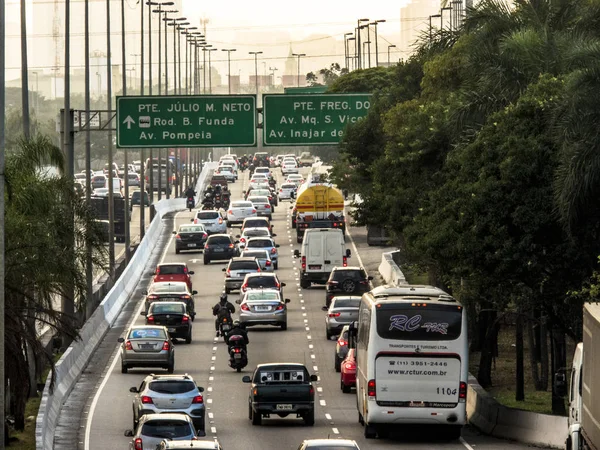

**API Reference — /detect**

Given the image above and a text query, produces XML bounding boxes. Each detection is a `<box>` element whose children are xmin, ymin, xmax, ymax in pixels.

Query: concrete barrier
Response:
<box><xmin>36</xmin><ymin>164</ymin><xmax>214</xmax><ymax>450</ymax></box>
<box><xmin>378</xmin><ymin>253</ymin><xmax>568</xmax><ymax>448</ymax></box>
<box><xmin>466</xmin><ymin>375</ymin><xmax>567</xmax><ymax>448</ymax></box>
<box><xmin>377</xmin><ymin>250</ymin><xmax>407</xmax><ymax>286</ymax></box>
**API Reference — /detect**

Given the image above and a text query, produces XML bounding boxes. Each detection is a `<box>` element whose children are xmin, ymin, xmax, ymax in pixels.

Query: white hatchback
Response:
<box><xmin>281</xmin><ymin>158</ymin><xmax>299</xmax><ymax>175</ymax></box>
<box><xmin>278</xmin><ymin>183</ymin><xmax>297</xmax><ymax>201</ymax></box>
<box><xmin>227</xmin><ymin>200</ymin><xmax>257</xmax><ymax>226</ymax></box>
<box><xmin>285</xmin><ymin>174</ymin><xmax>305</xmax><ymax>186</ymax></box>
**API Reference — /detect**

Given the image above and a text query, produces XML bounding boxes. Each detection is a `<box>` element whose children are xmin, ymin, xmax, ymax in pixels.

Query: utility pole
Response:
<box><xmin>249</xmin><ymin>51</ymin><xmax>262</xmax><ymax>95</ymax></box>
<box><xmin>140</xmin><ymin>0</ymin><xmax>145</xmax><ymax>239</ymax></box>
<box><xmin>84</xmin><ymin>0</ymin><xmax>93</xmax><ymax>318</ymax></box>
<box><xmin>106</xmin><ymin>0</ymin><xmax>115</xmax><ymax>277</ymax></box>
<box><xmin>357</xmin><ymin>18</ymin><xmax>369</xmax><ymax>69</ymax></box>
<box><xmin>222</xmin><ymin>48</ymin><xmax>236</xmax><ymax>94</ymax></box>
<box><xmin>121</xmin><ymin>0</ymin><xmax>131</xmax><ymax>262</ymax></box>
<box><xmin>20</xmin><ymin>0</ymin><xmax>30</xmax><ymax>138</ymax></box>
<box><xmin>292</xmin><ymin>53</ymin><xmax>305</xmax><ymax>87</ymax></box>
<box><xmin>0</xmin><ymin>0</ymin><xmax>7</xmax><ymax>445</ymax></box>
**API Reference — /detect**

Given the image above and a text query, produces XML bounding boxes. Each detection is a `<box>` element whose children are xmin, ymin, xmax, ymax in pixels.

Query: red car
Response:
<box><xmin>151</xmin><ymin>263</ymin><xmax>194</xmax><ymax>291</ymax></box>
<box><xmin>340</xmin><ymin>348</ymin><xmax>356</xmax><ymax>393</ymax></box>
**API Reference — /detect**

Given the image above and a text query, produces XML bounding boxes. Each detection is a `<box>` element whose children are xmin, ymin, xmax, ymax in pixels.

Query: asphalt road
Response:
<box><xmin>83</xmin><ymin>166</ymin><xmax>549</xmax><ymax>450</ymax></box>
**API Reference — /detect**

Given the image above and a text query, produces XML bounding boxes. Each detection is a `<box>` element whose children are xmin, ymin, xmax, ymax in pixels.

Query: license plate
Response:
<box><xmin>255</xmin><ymin>305</ymin><xmax>270</xmax><ymax>311</ymax></box>
<box><xmin>276</xmin><ymin>404</ymin><xmax>293</xmax><ymax>410</ymax></box>
<box><xmin>168</xmin><ymin>328</ymin><xmax>176</xmax><ymax>333</ymax></box>
<box><xmin>139</xmin><ymin>344</ymin><xmax>155</xmax><ymax>350</ymax></box>
<box><xmin>188</xmin><ymin>243</ymin><xmax>197</xmax><ymax>247</ymax></box>
<box><xmin>234</xmin><ymin>353</ymin><xmax>242</xmax><ymax>359</ymax></box>
<box><xmin>214</xmin><ymin>248</ymin><xmax>224</xmax><ymax>252</ymax></box>
<box><xmin>309</xmin><ymin>265</ymin><xmax>321</xmax><ymax>270</ymax></box>
<box><xmin>222</xmin><ymin>324</ymin><xmax>231</xmax><ymax>331</ymax></box>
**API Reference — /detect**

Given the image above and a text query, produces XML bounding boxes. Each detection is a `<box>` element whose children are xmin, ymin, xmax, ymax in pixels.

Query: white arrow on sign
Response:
<box><xmin>123</xmin><ymin>115</ymin><xmax>135</xmax><ymax>129</ymax></box>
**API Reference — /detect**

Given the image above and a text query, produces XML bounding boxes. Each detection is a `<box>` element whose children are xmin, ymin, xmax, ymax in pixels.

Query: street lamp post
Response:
<box><xmin>429</xmin><ymin>14</ymin><xmax>441</xmax><ymax>40</ymax></box>
<box><xmin>222</xmin><ymin>48</ymin><xmax>236</xmax><ymax>94</ymax></box>
<box><xmin>149</xmin><ymin>1</ymin><xmax>174</xmax><ymax>96</ymax></box>
<box><xmin>356</xmin><ymin>18</ymin><xmax>369</xmax><ymax>69</ymax></box>
<box><xmin>347</xmin><ymin>37</ymin><xmax>356</xmax><ymax>70</ymax></box>
<box><xmin>292</xmin><ymin>53</ymin><xmax>306</xmax><ymax>87</ymax></box>
<box><xmin>162</xmin><ymin>10</ymin><xmax>178</xmax><ymax>95</ymax></box>
<box><xmin>441</xmin><ymin>7</ymin><xmax>452</xmax><ymax>30</ymax></box>
<box><xmin>387</xmin><ymin>44</ymin><xmax>396</xmax><ymax>66</ymax></box>
<box><xmin>167</xmin><ymin>18</ymin><xmax>188</xmax><ymax>95</ymax></box>
<box><xmin>207</xmin><ymin>47</ymin><xmax>217</xmax><ymax>93</ymax></box>
<box><xmin>269</xmin><ymin>66</ymin><xmax>278</xmax><ymax>85</ymax></box>
<box><xmin>362</xmin><ymin>41</ymin><xmax>370</xmax><ymax>68</ymax></box>
<box><xmin>249</xmin><ymin>51</ymin><xmax>263</xmax><ymax>95</ymax></box>
<box><xmin>121</xmin><ymin>0</ymin><xmax>131</xmax><ymax>262</ymax></box>
<box><xmin>343</xmin><ymin>32</ymin><xmax>352</xmax><ymax>71</ymax></box>
<box><xmin>202</xmin><ymin>44</ymin><xmax>212</xmax><ymax>94</ymax></box>
<box><xmin>370</xmin><ymin>20</ymin><xmax>386</xmax><ymax>67</ymax></box>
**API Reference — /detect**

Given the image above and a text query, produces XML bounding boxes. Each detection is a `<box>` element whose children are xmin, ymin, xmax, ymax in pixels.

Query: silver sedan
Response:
<box><xmin>118</xmin><ymin>325</ymin><xmax>175</xmax><ymax>374</ymax></box>
<box><xmin>321</xmin><ymin>296</ymin><xmax>361</xmax><ymax>339</ymax></box>
<box><xmin>236</xmin><ymin>289</ymin><xmax>290</xmax><ymax>330</ymax></box>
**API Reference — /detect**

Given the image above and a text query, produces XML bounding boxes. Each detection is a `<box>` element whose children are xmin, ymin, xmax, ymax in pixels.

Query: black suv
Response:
<box><xmin>204</xmin><ymin>234</ymin><xmax>239</xmax><ymax>265</ymax></box>
<box><xmin>325</xmin><ymin>266</ymin><xmax>373</xmax><ymax>307</ymax></box>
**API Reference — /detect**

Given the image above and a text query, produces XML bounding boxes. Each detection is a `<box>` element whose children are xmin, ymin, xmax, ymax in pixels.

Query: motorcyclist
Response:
<box><xmin>185</xmin><ymin>185</ymin><xmax>196</xmax><ymax>199</ymax></box>
<box><xmin>212</xmin><ymin>292</ymin><xmax>235</xmax><ymax>337</ymax></box>
<box><xmin>226</xmin><ymin>319</ymin><xmax>249</xmax><ymax>347</ymax></box>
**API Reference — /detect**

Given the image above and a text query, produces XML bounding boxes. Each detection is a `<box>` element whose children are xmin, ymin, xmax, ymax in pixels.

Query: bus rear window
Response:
<box><xmin>376</xmin><ymin>304</ymin><xmax>462</xmax><ymax>341</ymax></box>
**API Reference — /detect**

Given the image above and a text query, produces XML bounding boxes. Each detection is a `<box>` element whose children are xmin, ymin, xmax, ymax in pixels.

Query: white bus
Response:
<box><xmin>353</xmin><ymin>284</ymin><xmax>468</xmax><ymax>440</ymax></box>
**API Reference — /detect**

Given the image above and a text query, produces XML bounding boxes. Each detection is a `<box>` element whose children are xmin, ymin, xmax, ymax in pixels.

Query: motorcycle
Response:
<box><xmin>186</xmin><ymin>197</ymin><xmax>195</xmax><ymax>212</ymax></box>
<box><xmin>202</xmin><ymin>201</ymin><xmax>214</xmax><ymax>210</ymax></box>
<box><xmin>227</xmin><ymin>335</ymin><xmax>248</xmax><ymax>372</ymax></box>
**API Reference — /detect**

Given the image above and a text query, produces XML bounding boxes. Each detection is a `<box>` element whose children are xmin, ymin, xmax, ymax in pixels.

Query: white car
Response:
<box><xmin>278</xmin><ymin>183</ymin><xmax>297</xmax><ymax>201</ymax></box>
<box><xmin>244</xmin><ymin>236</ymin><xmax>280</xmax><ymax>269</ymax></box>
<box><xmin>281</xmin><ymin>158</ymin><xmax>299</xmax><ymax>175</ymax></box>
<box><xmin>240</xmin><ymin>249</ymin><xmax>274</xmax><ymax>272</ymax></box>
<box><xmin>227</xmin><ymin>200</ymin><xmax>257</xmax><ymax>226</ymax></box>
<box><xmin>216</xmin><ymin>167</ymin><xmax>236</xmax><ymax>182</ymax></box>
<box><xmin>249</xmin><ymin>174</ymin><xmax>269</xmax><ymax>189</ymax></box>
<box><xmin>247</xmin><ymin>195</ymin><xmax>273</xmax><ymax>219</ymax></box>
<box><xmin>219</xmin><ymin>161</ymin><xmax>238</xmax><ymax>178</ymax></box>
<box><xmin>285</xmin><ymin>174</ymin><xmax>305</xmax><ymax>186</ymax></box>
<box><xmin>237</xmin><ymin>227</ymin><xmax>273</xmax><ymax>249</ymax></box>
<box><xmin>219</xmin><ymin>156</ymin><xmax>238</xmax><ymax>171</ymax></box>
<box><xmin>192</xmin><ymin>210</ymin><xmax>227</xmax><ymax>234</ymax></box>
<box><xmin>253</xmin><ymin>167</ymin><xmax>272</xmax><ymax>178</ymax></box>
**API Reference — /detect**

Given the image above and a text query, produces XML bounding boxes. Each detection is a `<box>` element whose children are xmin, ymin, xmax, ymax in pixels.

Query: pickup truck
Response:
<box><xmin>242</xmin><ymin>363</ymin><xmax>317</xmax><ymax>426</ymax></box>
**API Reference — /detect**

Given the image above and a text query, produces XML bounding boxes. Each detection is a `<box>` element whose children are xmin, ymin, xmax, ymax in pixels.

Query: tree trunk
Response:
<box><xmin>516</xmin><ymin>312</ymin><xmax>525</xmax><ymax>401</ymax></box>
<box><xmin>540</xmin><ymin>316</ymin><xmax>549</xmax><ymax>391</ymax></box>
<box><xmin>477</xmin><ymin>309</ymin><xmax>498</xmax><ymax>388</ymax></box>
<box><xmin>551</xmin><ymin>327</ymin><xmax>567</xmax><ymax>416</ymax></box>
<box><xmin>528</xmin><ymin>318</ymin><xmax>543</xmax><ymax>390</ymax></box>
<box><xmin>533</xmin><ymin>308</ymin><xmax>542</xmax><ymax>363</ymax></box>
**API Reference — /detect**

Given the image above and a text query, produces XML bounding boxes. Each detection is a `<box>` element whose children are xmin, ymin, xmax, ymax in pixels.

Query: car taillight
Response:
<box><xmin>301</xmin><ymin>256</ymin><xmax>306</xmax><ymax>270</ymax></box>
<box><xmin>204</xmin><ymin>244</ymin><xmax>209</xmax><ymax>249</ymax></box>
<box><xmin>162</xmin><ymin>341</ymin><xmax>170</xmax><ymax>351</ymax></box>
<box><xmin>265</xmin><ymin>204</ymin><xmax>271</xmax><ymax>209</ymax></box>
<box><xmin>344</xmin><ymin>362</ymin><xmax>356</xmax><ymax>370</ymax></box>
<box><xmin>155</xmin><ymin>267</ymin><xmax>161</xmax><ymax>275</ymax></box>
<box><xmin>265</xmin><ymin>260</ymin><xmax>271</xmax><ymax>266</ymax></box>
<box><xmin>270</xmin><ymin>247</ymin><xmax>277</xmax><ymax>254</ymax></box>
<box><xmin>180</xmin><ymin>295</ymin><xmax>191</xmax><ymax>300</ymax></box>
<box><xmin>337</xmin><ymin>339</ymin><xmax>347</xmax><ymax>346</ymax></box>
<box><xmin>252</xmin><ymin>209</ymin><xmax>257</xmax><ymax>213</ymax></box>
<box><xmin>328</xmin><ymin>312</ymin><xmax>341</xmax><ymax>318</ymax></box>
<box><xmin>229</xmin><ymin>243</ymin><xmax>234</xmax><ymax>248</ymax></box>
<box><xmin>182</xmin><ymin>316</ymin><xmax>189</xmax><ymax>323</ymax></box>
<box><xmin>192</xmin><ymin>395</ymin><xmax>204</xmax><ymax>404</ymax></box>
<box><xmin>368</xmin><ymin>379</ymin><xmax>376</xmax><ymax>397</ymax></box>
<box><xmin>134</xmin><ymin>438</ymin><xmax>143</xmax><ymax>450</ymax></box>
<box><xmin>147</xmin><ymin>295</ymin><xmax>158</xmax><ymax>300</ymax></box>
<box><xmin>147</xmin><ymin>315</ymin><xmax>154</xmax><ymax>323</ymax></box>
<box><xmin>343</xmin><ymin>256</ymin><xmax>348</xmax><ymax>267</ymax></box>
<box><xmin>175</xmin><ymin>234</ymin><xmax>181</xmax><ymax>240</ymax></box>
<box><xmin>309</xmin><ymin>386</ymin><xmax>315</xmax><ymax>396</ymax></box>
<box><xmin>218</xmin><ymin>217</ymin><xmax>224</xmax><ymax>224</ymax></box>
<box><xmin>194</xmin><ymin>218</ymin><xmax>199</xmax><ymax>224</ymax></box>
<box><xmin>225</xmin><ymin>269</ymin><xmax>231</xmax><ymax>277</ymax></box>
<box><xmin>125</xmin><ymin>340</ymin><xmax>133</xmax><ymax>350</ymax></box>
<box><xmin>228</xmin><ymin>210</ymin><xmax>233</xmax><ymax>215</ymax></box>
<box><xmin>459</xmin><ymin>381</ymin><xmax>467</xmax><ymax>400</ymax></box>
<box><xmin>241</xmin><ymin>283</ymin><xmax>247</xmax><ymax>292</ymax></box>
<box><xmin>240</xmin><ymin>237</ymin><xmax>246</xmax><ymax>243</ymax></box>
<box><xmin>276</xmin><ymin>304</ymin><xmax>284</xmax><ymax>311</ymax></box>
<box><xmin>241</xmin><ymin>303</ymin><xmax>250</xmax><ymax>311</ymax></box>
<box><xmin>141</xmin><ymin>395</ymin><xmax>153</xmax><ymax>404</ymax></box>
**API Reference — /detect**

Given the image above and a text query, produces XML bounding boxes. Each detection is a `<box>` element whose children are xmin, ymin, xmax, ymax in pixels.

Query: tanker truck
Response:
<box><xmin>565</xmin><ymin>302</ymin><xmax>600</xmax><ymax>450</ymax></box>
<box><xmin>293</xmin><ymin>181</ymin><xmax>345</xmax><ymax>243</ymax></box>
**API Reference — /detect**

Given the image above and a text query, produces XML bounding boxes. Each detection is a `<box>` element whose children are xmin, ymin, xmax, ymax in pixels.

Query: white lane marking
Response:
<box><xmin>84</xmin><ymin>211</ymin><xmax>183</xmax><ymax>450</ymax></box>
<box><xmin>320</xmin><ymin>399</ymin><xmax>326</xmax><ymax>406</ymax></box>
<box><xmin>301</xmin><ymin>306</ymin><xmax>305</xmax><ymax>310</ymax></box>
<box><xmin>310</xmin><ymin>354</ymin><xmax>315</xmax><ymax>359</ymax></box>
<box><xmin>460</xmin><ymin>437</ymin><xmax>475</xmax><ymax>450</ymax></box>
<box><xmin>305</xmin><ymin>327</ymin><xmax>310</xmax><ymax>331</ymax></box>
<box><xmin>313</xmin><ymin>365</ymin><xmax>318</xmax><ymax>371</ymax></box>
<box><xmin>211</xmin><ymin>426</ymin><xmax>217</xmax><ymax>434</ymax></box>
<box><xmin>210</xmin><ymin>366</ymin><xmax>215</xmax><ymax>371</ymax></box>
<box><xmin>307</xmin><ymin>335</ymin><xmax>311</xmax><ymax>340</ymax></box>
<box><xmin>332</xmin><ymin>428</ymin><xmax>340</xmax><ymax>434</ymax></box>
<box><xmin>208</xmin><ymin>412</ymin><xmax>214</xmax><ymax>419</ymax></box>
<box><xmin>309</xmin><ymin>344</ymin><xmax>313</xmax><ymax>349</ymax></box>
<box><xmin>207</xmin><ymin>398</ymin><xmax>213</xmax><ymax>404</ymax></box>
<box><xmin>212</xmin><ymin>346</ymin><xmax>217</xmax><ymax>351</ymax></box>
<box><xmin>209</xmin><ymin>376</ymin><xmax>214</xmax><ymax>381</ymax></box>
<box><xmin>325</xmin><ymin>413</ymin><xmax>332</xmax><ymax>420</ymax></box>
<box><xmin>211</xmin><ymin>356</ymin><xmax>216</xmax><ymax>361</ymax></box>
<box><xmin>302</xmin><ymin>313</ymin><xmax>307</xmax><ymax>316</ymax></box>
<box><xmin>317</xmin><ymin>387</ymin><xmax>322</xmax><ymax>392</ymax></box>
<box><xmin>304</xmin><ymin>319</ymin><xmax>308</xmax><ymax>323</ymax></box>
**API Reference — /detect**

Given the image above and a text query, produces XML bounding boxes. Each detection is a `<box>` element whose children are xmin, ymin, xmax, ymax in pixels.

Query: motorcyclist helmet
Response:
<box><xmin>220</xmin><ymin>292</ymin><xmax>228</xmax><ymax>303</ymax></box>
<box><xmin>233</xmin><ymin>319</ymin><xmax>241</xmax><ymax>327</ymax></box>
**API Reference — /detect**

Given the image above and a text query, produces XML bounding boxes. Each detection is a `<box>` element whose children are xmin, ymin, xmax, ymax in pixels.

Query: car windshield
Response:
<box><xmin>196</xmin><ymin>212</ymin><xmax>219</xmax><ymax>220</ymax></box>
<box><xmin>148</xmin><ymin>380</ymin><xmax>196</xmax><ymax>394</ymax></box>
<box><xmin>244</xmin><ymin>219</ymin><xmax>268</xmax><ymax>228</ymax></box>
<box><xmin>230</xmin><ymin>261</ymin><xmax>259</xmax><ymax>270</ymax></box>
<box><xmin>332</xmin><ymin>299</ymin><xmax>361</xmax><ymax>308</ymax></box>
<box><xmin>141</xmin><ymin>420</ymin><xmax>192</xmax><ymax>438</ymax></box>
<box><xmin>247</xmin><ymin>239</ymin><xmax>273</xmax><ymax>248</ymax></box>
<box><xmin>129</xmin><ymin>328</ymin><xmax>166</xmax><ymax>339</ymax></box>
<box><xmin>247</xmin><ymin>291</ymin><xmax>280</xmax><ymax>301</ymax></box>
<box><xmin>208</xmin><ymin>236</ymin><xmax>232</xmax><ymax>245</ymax></box>
<box><xmin>151</xmin><ymin>303</ymin><xmax>186</xmax><ymax>314</ymax></box>
<box><xmin>246</xmin><ymin>276</ymin><xmax>277</xmax><ymax>288</ymax></box>
<box><xmin>332</xmin><ymin>270</ymin><xmax>366</xmax><ymax>280</ymax></box>
<box><xmin>232</xmin><ymin>201</ymin><xmax>253</xmax><ymax>208</ymax></box>
<box><xmin>249</xmin><ymin>196</ymin><xmax>269</xmax><ymax>204</ymax></box>
<box><xmin>180</xmin><ymin>226</ymin><xmax>205</xmax><ymax>233</ymax></box>
<box><xmin>158</xmin><ymin>265</ymin><xmax>185</xmax><ymax>275</ymax></box>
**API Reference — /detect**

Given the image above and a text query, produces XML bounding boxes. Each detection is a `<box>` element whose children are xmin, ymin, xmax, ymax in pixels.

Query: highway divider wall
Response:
<box><xmin>378</xmin><ymin>250</ymin><xmax>567</xmax><ymax>448</ymax></box>
<box><xmin>36</xmin><ymin>163</ymin><xmax>215</xmax><ymax>450</ymax></box>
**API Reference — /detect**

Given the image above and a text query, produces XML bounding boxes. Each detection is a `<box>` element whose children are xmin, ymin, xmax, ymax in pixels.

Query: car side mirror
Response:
<box><xmin>285</xmin><ymin>298</ymin><xmax>291</xmax><ymax>303</ymax></box>
<box><xmin>235</xmin><ymin>240</ymin><xmax>240</xmax><ymax>244</ymax></box>
<box><xmin>281</xmin><ymin>282</ymin><xmax>286</xmax><ymax>287</ymax></box>
<box><xmin>554</xmin><ymin>372</ymin><xmax>568</xmax><ymax>397</ymax></box>
<box><xmin>293</xmin><ymin>250</ymin><xmax>300</xmax><ymax>258</ymax></box>
<box><xmin>142</xmin><ymin>290</ymin><xmax>148</xmax><ymax>296</ymax></box>
<box><xmin>189</xmin><ymin>271</ymin><xmax>194</xmax><ymax>275</ymax></box>
<box><xmin>272</xmin><ymin>233</ymin><xmax>277</xmax><ymax>237</ymax></box>
<box><xmin>222</xmin><ymin>268</ymin><xmax>226</xmax><ymax>272</ymax></box>
<box><xmin>275</xmin><ymin>244</ymin><xmax>280</xmax><ymax>248</ymax></box>
<box><xmin>190</xmin><ymin>218</ymin><xmax>194</xmax><ymax>222</ymax></box>
<box><xmin>289</xmin><ymin>205</ymin><xmax>293</xmax><ymax>210</ymax></box>
<box><xmin>346</xmin><ymin>249</ymin><xmax>352</xmax><ymax>258</ymax></box>
<box><xmin>242</xmin><ymin>376</ymin><xmax>252</xmax><ymax>383</ymax></box>
<box><xmin>172</xmin><ymin>231</ymin><xmax>176</xmax><ymax>234</ymax></box>
<box><xmin>368</xmin><ymin>276</ymin><xmax>373</xmax><ymax>280</ymax></box>
<box><xmin>140</xmin><ymin>311</ymin><xmax>146</xmax><ymax>316</ymax></box>
<box><xmin>124</xmin><ymin>430</ymin><xmax>134</xmax><ymax>437</ymax></box>
<box><xmin>192</xmin><ymin>290</ymin><xmax>198</xmax><ymax>295</ymax></box>
<box><xmin>129</xmin><ymin>387</ymin><xmax>138</xmax><ymax>393</ymax></box>
<box><xmin>321</xmin><ymin>306</ymin><xmax>328</xmax><ymax>311</ymax></box>
<box><xmin>310</xmin><ymin>374</ymin><xmax>318</xmax><ymax>382</ymax></box>
<box><xmin>235</xmin><ymin>299</ymin><xmax>241</xmax><ymax>304</ymax></box>
<box><xmin>198</xmin><ymin>386</ymin><xmax>204</xmax><ymax>393</ymax></box>
<box><xmin>117</xmin><ymin>337</ymin><xmax>125</xmax><ymax>343</ymax></box>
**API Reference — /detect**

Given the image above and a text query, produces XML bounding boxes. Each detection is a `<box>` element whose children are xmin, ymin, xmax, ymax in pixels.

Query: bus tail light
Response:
<box><xmin>367</xmin><ymin>379</ymin><xmax>376</xmax><ymax>397</ymax></box>
<box><xmin>301</xmin><ymin>256</ymin><xmax>306</xmax><ymax>270</ymax></box>
<box><xmin>343</xmin><ymin>256</ymin><xmax>348</xmax><ymax>267</ymax></box>
<box><xmin>459</xmin><ymin>382</ymin><xmax>467</xmax><ymax>400</ymax></box>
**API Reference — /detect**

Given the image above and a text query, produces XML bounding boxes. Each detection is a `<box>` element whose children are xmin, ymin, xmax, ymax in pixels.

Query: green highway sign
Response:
<box><xmin>262</xmin><ymin>93</ymin><xmax>372</xmax><ymax>146</ymax></box>
<box><xmin>116</xmin><ymin>95</ymin><xmax>256</xmax><ymax>148</ymax></box>
<box><xmin>284</xmin><ymin>86</ymin><xmax>328</xmax><ymax>94</ymax></box>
